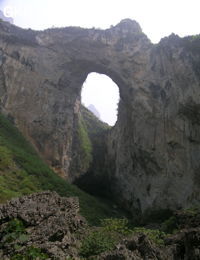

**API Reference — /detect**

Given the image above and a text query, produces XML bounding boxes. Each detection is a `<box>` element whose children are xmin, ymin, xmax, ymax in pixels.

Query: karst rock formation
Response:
<box><xmin>0</xmin><ymin>19</ymin><xmax>200</xmax><ymax>215</ymax></box>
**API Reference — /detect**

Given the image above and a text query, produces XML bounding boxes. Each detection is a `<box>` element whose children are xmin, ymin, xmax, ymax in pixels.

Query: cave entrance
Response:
<box><xmin>81</xmin><ymin>72</ymin><xmax>120</xmax><ymax>126</ymax></box>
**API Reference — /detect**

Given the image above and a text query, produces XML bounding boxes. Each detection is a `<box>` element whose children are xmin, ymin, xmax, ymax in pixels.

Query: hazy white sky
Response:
<box><xmin>82</xmin><ymin>73</ymin><xmax>119</xmax><ymax>126</ymax></box>
<box><xmin>0</xmin><ymin>0</ymin><xmax>199</xmax><ymax>125</ymax></box>
<box><xmin>1</xmin><ymin>0</ymin><xmax>200</xmax><ymax>42</ymax></box>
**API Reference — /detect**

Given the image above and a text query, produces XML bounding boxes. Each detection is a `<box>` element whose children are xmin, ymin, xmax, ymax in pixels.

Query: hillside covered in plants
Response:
<box><xmin>0</xmin><ymin>112</ymin><xmax>124</xmax><ymax>224</ymax></box>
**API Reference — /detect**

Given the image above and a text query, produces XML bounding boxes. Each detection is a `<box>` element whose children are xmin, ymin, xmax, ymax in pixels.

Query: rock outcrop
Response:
<box><xmin>0</xmin><ymin>19</ymin><xmax>200</xmax><ymax>214</ymax></box>
<box><xmin>1</xmin><ymin>192</ymin><xmax>199</xmax><ymax>259</ymax></box>
<box><xmin>98</xmin><ymin>228</ymin><xmax>200</xmax><ymax>260</ymax></box>
<box><xmin>98</xmin><ymin>234</ymin><xmax>171</xmax><ymax>260</ymax></box>
<box><xmin>99</xmin><ymin>209</ymin><xmax>200</xmax><ymax>260</ymax></box>
<box><xmin>0</xmin><ymin>191</ymin><xmax>86</xmax><ymax>259</ymax></box>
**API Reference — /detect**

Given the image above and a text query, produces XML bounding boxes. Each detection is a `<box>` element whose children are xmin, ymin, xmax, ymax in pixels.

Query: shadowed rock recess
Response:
<box><xmin>0</xmin><ymin>19</ymin><xmax>200</xmax><ymax>215</ymax></box>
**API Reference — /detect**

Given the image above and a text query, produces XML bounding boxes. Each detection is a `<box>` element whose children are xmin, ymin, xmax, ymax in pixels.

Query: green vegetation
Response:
<box><xmin>161</xmin><ymin>207</ymin><xmax>200</xmax><ymax>234</ymax></box>
<box><xmin>78</xmin><ymin>116</ymin><xmax>93</xmax><ymax>171</ymax></box>
<box><xmin>80</xmin><ymin>229</ymin><xmax>116</xmax><ymax>258</ymax></box>
<box><xmin>161</xmin><ymin>216</ymin><xmax>178</xmax><ymax>234</ymax></box>
<box><xmin>132</xmin><ymin>227</ymin><xmax>166</xmax><ymax>246</ymax></box>
<box><xmin>182</xmin><ymin>207</ymin><xmax>200</xmax><ymax>216</ymax></box>
<box><xmin>182</xmin><ymin>35</ymin><xmax>200</xmax><ymax>55</ymax></box>
<box><xmin>81</xmin><ymin>105</ymin><xmax>110</xmax><ymax>135</ymax></box>
<box><xmin>80</xmin><ymin>218</ymin><xmax>131</xmax><ymax>258</ymax></box>
<box><xmin>101</xmin><ymin>218</ymin><xmax>131</xmax><ymax>235</ymax></box>
<box><xmin>11</xmin><ymin>247</ymin><xmax>48</xmax><ymax>260</ymax></box>
<box><xmin>0</xmin><ymin>146</ymin><xmax>14</xmax><ymax>169</ymax></box>
<box><xmin>1</xmin><ymin>219</ymin><xmax>27</xmax><ymax>244</ymax></box>
<box><xmin>80</xmin><ymin>217</ymin><xmax>167</xmax><ymax>258</ymax></box>
<box><xmin>191</xmin><ymin>34</ymin><xmax>200</xmax><ymax>41</ymax></box>
<box><xmin>0</xmin><ymin>113</ymin><xmax>124</xmax><ymax>224</ymax></box>
<box><xmin>0</xmin><ymin>218</ymin><xmax>34</xmax><ymax>259</ymax></box>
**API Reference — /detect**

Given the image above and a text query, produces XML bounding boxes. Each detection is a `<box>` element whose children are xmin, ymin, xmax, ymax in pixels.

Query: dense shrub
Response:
<box><xmin>78</xmin><ymin>117</ymin><xmax>93</xmax><ymax>170</ymax></box>
<box><xmin>0</xmin><ymin>145</ymin><xmax>14</xmax><ymax>170</ymax></box>
<box><xmin>80</xmin><ymin>218</ymin><xmax>131</xmax><ymax>257</ymax></box>
<box><xmin>132</xmin><ymin>227</ymin><xmax>166</xmax><ymax>245</ymax></box>
<box><xmin>161</xmin><ymin>216</ymin><xmax>178</xmax><ymax>234</ymax></box>
<box><xmin>2</xmin><ymin>219</ymin><xmax>26</xmax><ymax>244</ymax></box>
<box><xmin>101</xmin><ymin>218</ymin><xmax>131</xmax><ymax>235</ymax></box>
<box><xmin>11</xmin><ymin>247</ymin><xmax>48</xmax><ymax>260</ymax></box>
<box><xmin>80</xmin><ymin>230</ymin><xmax>116</xmax><ymax>257</ymax></box>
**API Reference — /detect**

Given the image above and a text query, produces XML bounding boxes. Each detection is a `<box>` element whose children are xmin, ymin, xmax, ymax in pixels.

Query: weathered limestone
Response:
<box><xmin>0</xmin><ymin>19</ymin><xmax>200</xmax><ymax>214</ymax></box>
<box><xmin>0</xmin><ymin>191</ymin><xmax>86</xmax><ymax>259</ymax></box>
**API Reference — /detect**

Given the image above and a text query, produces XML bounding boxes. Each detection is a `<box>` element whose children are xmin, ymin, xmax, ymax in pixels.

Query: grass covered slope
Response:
<box><xmin>0</xmin><ymin>113</ymin><xmax>122</xmax><ymax>224</ymax></box>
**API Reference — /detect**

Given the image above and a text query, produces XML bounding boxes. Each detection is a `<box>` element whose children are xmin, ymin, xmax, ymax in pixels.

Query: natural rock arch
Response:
<box><xmin>0</xmin><ymin>19</ymin><xmax>148</xmax><ymax>177</ymax></box>
<box><xmin>0</xmin><ymin>19</ymin><xmax>200</xmax><ymax>214</ymax></box>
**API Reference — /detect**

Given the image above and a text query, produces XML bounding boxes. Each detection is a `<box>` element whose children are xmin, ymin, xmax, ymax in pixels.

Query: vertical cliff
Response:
<box><xmin>107</xmin><ymin>34</ymin><xmax>200</xmax><ymax>214</ymax></box>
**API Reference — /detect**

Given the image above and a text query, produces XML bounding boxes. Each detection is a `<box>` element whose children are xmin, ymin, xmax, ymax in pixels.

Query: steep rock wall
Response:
<box><xmin>107</xmin><ymin>34</ymin><xmax>200</xmax><ymax>214</ymax></box>
<box><xmin>0</xmin><ymin>19</ymin><xmax>200</xmax><ymax>213</ymax></box>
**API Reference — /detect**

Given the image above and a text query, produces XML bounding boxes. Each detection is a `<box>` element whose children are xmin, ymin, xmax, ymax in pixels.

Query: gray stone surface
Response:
<box><xmin>0</xmin><ymin>192</ymin><xmax>200</xmax><ymax>259</ymax></box>
<box><xmin>0</xmin><ymin>19</ymin><xmax>200</xmax><ymax>214</ymax></box>
<box><xmin>98</xmin><ymin>228</ymin><xmax>200</xmax><ymax>260</ymax></box>
<box><xmin>98</xmin><ymin>234</ymin><xmax>172</xmax><ymax>260</ymax></box>
<box><xmin>0</xmin><ymin>191</ymin><xmax>86</xmax><ymax>259</ymax></box>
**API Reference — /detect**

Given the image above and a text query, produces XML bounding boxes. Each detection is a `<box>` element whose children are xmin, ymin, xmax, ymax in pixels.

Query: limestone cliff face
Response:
<box><xmin>107</xmin><ymin>34</ymin><xmax>200</xmax><ymax>214</ymax></box>
<box><xmin>0</xmin><ymin>19</ymin><xmax>200</xmax><ymax>213</ymax></box>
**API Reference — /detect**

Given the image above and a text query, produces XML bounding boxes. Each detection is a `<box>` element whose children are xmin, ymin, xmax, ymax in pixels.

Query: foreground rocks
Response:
<box><xmin>98</xmin><ymin>234</ymin><xmax>170</xmax><ymax>260</ymax></box>
<box><xmin>98</xmin><ymin>208</ymin><xmax>200</xmax><ymax>260</ymax></box>
<box><xmin>0</xmin><ymin>192</ymin><xmax>200</xmax><ymax>259</ymax></box>
<box><xmin>0</xmin><ymin>191</ymin><xmax>86</xmax><ymax>259</ymax></box>
<box><xmin>98</xmin><ymin>229</ymin><xmax>200</xmax><ymax>260</ymax></box>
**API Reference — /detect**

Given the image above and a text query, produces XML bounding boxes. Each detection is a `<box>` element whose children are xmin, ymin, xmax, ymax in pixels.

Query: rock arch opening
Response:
<box><xmin>81</xmin><ymin>72</ymin><xmax>120</xmax><ymax>126</ymax></box>
<box><xmin>74</xmin><ymin>73</ymin><xmax>120</xmax><ymax>196</ymax></box>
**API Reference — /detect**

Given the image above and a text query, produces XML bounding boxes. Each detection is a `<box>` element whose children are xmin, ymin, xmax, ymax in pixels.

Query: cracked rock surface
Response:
<box><xmin>0</xmin><ymin>191</ymin><xmax>86</xmax><ymax>259</ymax></box>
